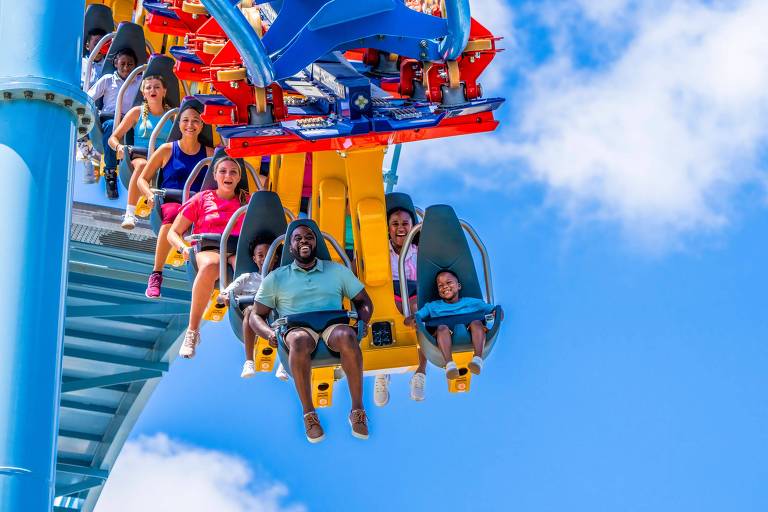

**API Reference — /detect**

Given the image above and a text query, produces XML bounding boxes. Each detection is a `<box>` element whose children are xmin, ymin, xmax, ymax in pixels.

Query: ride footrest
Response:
<box><xmin>447</xmin><ymin>352</ymin><xmax>474</xmax><ymax>394</ymax></box>
<box><xmin>254</xmin><ymin>337</ymin><xmax>277</xmax><ymax>372</ymax></box>
<box><xmin>311</xmin><ymin>366</ymin><xmax>335</xmax><ymax>408</ymax></box>
<box><xmin>203</xmin><ymin>289</ymin><xmax>227</xmax><ymax>322</ymax></box>
<box><xmin>370</xmin><ymin>321</ymin><xmax>394</xmax><ymax>347</ymax></box>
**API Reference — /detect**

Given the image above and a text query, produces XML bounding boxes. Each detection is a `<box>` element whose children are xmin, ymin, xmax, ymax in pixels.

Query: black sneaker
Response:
<box><xmin>104</xmin><ymin>168</ymin><xmax>119</xmax><ymax>199</ymax></box>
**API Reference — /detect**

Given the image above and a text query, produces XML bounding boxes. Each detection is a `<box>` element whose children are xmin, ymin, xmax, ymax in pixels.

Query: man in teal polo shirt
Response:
<box><xmin>250</xmin><ymin>224</ymin><xmax>374</xmax><ymax>443</ymax></box>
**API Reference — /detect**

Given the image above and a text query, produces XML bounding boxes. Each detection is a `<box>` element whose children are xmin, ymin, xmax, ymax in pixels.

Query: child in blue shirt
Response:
<box><xmin>406</xmin><ymin>270</ymin><xmax>495</xmax><ymax>379</ymax></box>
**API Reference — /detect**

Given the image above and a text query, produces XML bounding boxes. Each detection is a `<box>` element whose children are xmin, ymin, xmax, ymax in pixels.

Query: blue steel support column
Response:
<box><xmin>0</xmin><ymin>0</ymin><xmax>90</xmax><ymax>510</ymax></box>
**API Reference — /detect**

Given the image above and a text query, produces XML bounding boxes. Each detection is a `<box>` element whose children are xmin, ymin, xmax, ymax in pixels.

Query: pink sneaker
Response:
<box><xmin>145</xmin><ymin>272</ymin><xmax>162</xmax><ymax>299</ymax></box>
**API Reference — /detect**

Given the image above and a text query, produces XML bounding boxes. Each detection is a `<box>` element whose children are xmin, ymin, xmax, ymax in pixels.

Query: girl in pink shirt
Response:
<box><xmin>167</xmin><ymin>157</ymin><xmax>250</xmax><ymax>356</ymax></box>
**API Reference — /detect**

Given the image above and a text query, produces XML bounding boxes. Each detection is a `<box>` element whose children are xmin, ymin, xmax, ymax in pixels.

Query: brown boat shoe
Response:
<box><xmin>303</xmin><ymin>412</ymin><xmax>325</xmax><ymax>443</ymax></box>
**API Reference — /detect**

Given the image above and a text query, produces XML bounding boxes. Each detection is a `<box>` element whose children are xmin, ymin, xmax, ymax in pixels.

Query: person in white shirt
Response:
<box><xmin>217</xmin><ymin>239</ymin><xmax>272</xmax><ymax>378</ymax></box>
<box><xmin>87</xmin><ymin>47</ymin><xmax>140</xmax><ymax>199</ymax></box>
<box><xmin>81</xmin><ymin>28</ymin><xmax>107</xmax><ymax>87</ymax></box>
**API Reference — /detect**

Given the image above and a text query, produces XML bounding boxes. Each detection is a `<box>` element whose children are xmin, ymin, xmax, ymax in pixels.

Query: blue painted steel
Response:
<box><xmin>268</xmin><ymin>0</ymin><xmax>447</xmax><ymax>80</ymax></box>
<box><xmin>439</xmin><ymin>0</ymin><xmax>472</xmax><ymax>60</ymax></box>
<box><xmin>200</xmin><ymin>0</ymin><xmax>275</xmax><ymax>87</ymax></box>
<box><xmin>384</xmin><ymin>144</ymin><xmax>402</xmax><ymax>193</ymax></box>
<box><xmin>0</xmin><ymin>0</ymin><xmax>87</xmax><ymax>509</ymax></box>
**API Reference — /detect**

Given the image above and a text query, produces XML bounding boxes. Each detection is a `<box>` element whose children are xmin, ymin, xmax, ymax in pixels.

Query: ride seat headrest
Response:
<box><xmin>281</xmin><ymin>219</ymin><xmax>332</xmax><ymax>266</ymax></box>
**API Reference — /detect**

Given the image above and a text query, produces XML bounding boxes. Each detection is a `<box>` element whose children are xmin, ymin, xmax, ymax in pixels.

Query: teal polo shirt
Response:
<box><xmin>254</xmin><ymin>259</ymin><xmax>365</xmax><ymax>316</ymax></box>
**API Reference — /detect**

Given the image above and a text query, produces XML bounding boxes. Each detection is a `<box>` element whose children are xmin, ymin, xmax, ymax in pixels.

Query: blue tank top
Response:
<box><xmin>160</xmin><ymin>141</ymin><xmax>207</xmax><ymax>193</ymax></box>
<box><xmin>133</xmin><ymin>111</ymin><xmax>172</xmax><ymax>149</ymax></box>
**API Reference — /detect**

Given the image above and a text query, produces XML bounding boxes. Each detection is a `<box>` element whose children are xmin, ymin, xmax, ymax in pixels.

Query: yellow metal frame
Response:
<box><xmin>447</xmin><ymin>351</ymin><xmax>474</xmax><ymax>393</ymax></box>
<box><xmin>311</xmin><ymin>151</ymin><xmax>347</xmax><ymax>263</ymax></box>
<box><xmin>203</xmin><ymin>289</ymin><xmax>227</xmax><ymax>322</ymax></box>
<box><xmin>269</xmin><ymin>153</ymin><xmax>306</xmax><ymax>217</ymax></box>
<box><xmin>253</xmin><ymin>338</ymin><xmax>277</xmax><ymax>372</ymax></box>
<box><xmin>311</xmin><ymin>367</ymin><xmax>336</xmax><ymax>408</ymax></box>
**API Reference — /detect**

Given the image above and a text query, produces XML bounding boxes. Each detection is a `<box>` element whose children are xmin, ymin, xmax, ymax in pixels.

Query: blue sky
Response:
<box><xmin>91</xmin><ymin>1</ymin><xmax>768</xmax><ymax>511</ymax></box>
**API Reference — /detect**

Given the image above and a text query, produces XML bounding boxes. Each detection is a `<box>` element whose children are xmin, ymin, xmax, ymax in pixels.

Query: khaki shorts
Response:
<box><xmin>285</xmin><ymin>323</ymin><xmax>349</xmax><ymax>350</ymax></box>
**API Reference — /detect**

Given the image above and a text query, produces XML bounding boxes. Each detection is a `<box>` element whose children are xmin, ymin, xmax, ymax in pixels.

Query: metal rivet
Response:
<box><xmin>419</xmin><ymin>40</ymin><xmax>428</xmax><ymax>48</ymax></box>
<box><xmin>24</xmin><ymin>90</ymin><xmax>33</xmax><ymax>99</ymax></box>
<box><xmin>82</xmin><ymin>117</ymin><xmax>91</xmax><ymax>125</ymax></box>
<box><xmin>78</xmin><ymin>127</ymin><xmax>88</xmax><ymax>134</ymax></box>
<box><xmin>242</xmin><ymin>141</ymin><xmax>249</xmax><ymax>147</ymax></box>
<box><xmin>76</xmin><ymin>107</ymin><xmax>85</xmax><ymax>115</ymax></box>
<box><xmin>45</xmin><ymin>93</ymin><xmax>54</xmax><ymax>101</ymax></box>
<box><xmin>64</xmin><ymin>99</ymin><xmax>73</xmax><ymax>107</ymax></box>
<box><xmin>3</xmin><ymin>92</ymin><xmax>11</xmax><ymax>100</ymax></box>
<box><xmin>420</xmin><ymin>52</ymin><xmax>427</xmax><ymax>59</ymax></box>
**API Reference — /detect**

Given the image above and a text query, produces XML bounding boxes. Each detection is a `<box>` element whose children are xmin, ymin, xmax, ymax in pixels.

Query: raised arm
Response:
<box><xmin>137</xmin><ymin>142</ymin><xmax>172</xmax><ymax>202</ymax></box>
<box><xmin>107</xmin><ymin>106</ymin><xmax>141</xmax><ymax>159</ymax></box>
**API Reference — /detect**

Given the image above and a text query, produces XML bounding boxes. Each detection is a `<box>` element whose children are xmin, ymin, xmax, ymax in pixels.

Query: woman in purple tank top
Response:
<box><xmin>138</xmin><ymin>102</ymin><xmax>213</xmax><ymax>298</ymax></box>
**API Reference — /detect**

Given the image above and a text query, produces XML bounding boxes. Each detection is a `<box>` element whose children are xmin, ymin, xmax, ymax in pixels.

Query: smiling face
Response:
<box><xmin>436</xmin><ymin>271</ymin><xmax>461</xmax><ymax>303</ymax></box>
<box><xmin>388</xmin><ymin>209</ymin><xmax>414</xmax><ymax>250</ymax></box>
<box><xmin>141</xmin><ymin>77</ymin><xmax>166</xmax><ymax>105</ymax></box>
<box><xmin>290</xmin><ymin>226</ymin><xmax>317</xmax><ymax>265</ymax></box>
<box><xmin>252</xmin><ymin>243</ymin><xmax>270</xmax><ymax>271</ymax></box>
<box><xmin>213</xmin><ymin>159</ymin><xmax>241</xmax><ymax>194</ymax></box>
<box><xmin>114</xmin><ymin>54</ymin><xmax>136</xmax><ymax>80</ymax></box>
<box><xmin>178</xmin><ymin>108</ymin><xmax>203</xmax><ymax>140</ymax></box>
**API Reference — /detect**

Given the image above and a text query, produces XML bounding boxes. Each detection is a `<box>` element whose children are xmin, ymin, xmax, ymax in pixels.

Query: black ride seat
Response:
<box><xmin>83</xmin><ymin>4</ymin><xmax>114</xmax><ymax>52</ymax></box>
<box><xmin>272</xmin><ymin>219</ymin><xmax>361</xmax><ymax>374</ymax></box>
<box><xmin>148</xmin><ymin>96</ymin><xmax>213</xmax><ymax>234</ymax></box>
<box><xmin>226</xmin><ymin>191</ymin><xmax>288</xmax><ymax>342</ymax></box>
<box><xmin>119</xmin><ymin>54</ymin><xmax>182</xmax><ymax>189</ymax></box>
<box><xmin>89</xmin><ymin>22</ymin><xmax>148</xmax><ymax>155</ymax></box>
<box><xmin>414</xmin><ymin>205</ymin><xmax>503</xmax><ymax>367</ymax></box>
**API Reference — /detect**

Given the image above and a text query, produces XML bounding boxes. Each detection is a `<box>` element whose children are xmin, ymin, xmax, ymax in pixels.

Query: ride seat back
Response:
<box><xmin>101</xmin><ymin>22</ymin><xmax>148</xmax><ymax>77</ymax></box>
<box><xmin>83</xmin><ymin>4</ymin><xmax>114</xmax><ymax>56</ymax></box>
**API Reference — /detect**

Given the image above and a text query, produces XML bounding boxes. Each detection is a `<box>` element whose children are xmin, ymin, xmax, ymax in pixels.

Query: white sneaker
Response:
<box><xmin>410</xmin><ymin>372</ymin><xmax>426</xmax><ymax>401</ymax></box>
<box><xmin>241</xmin><ymin>360</ymin><xmax>256</xmax><ymax>378</ymax></box>
<box><xmin>179</xmin><ymin>329</ymin><xmax>200</xmax><ymax>359</ymax></box>
<box><xmin>445</xmin><ymin>361</ymin><xmax>459</xmax><ymax>380</ymax></box>
<box><xmin>373</xmin><ymin>374</ymin><xmax>390</xmax><ymax>407</ymax></box>
<box><xmin>468</xmin><ymin>356</ymin><xmax>483</xmax><ymax>375</ymax></box>
<box><xmin>121</xmin><ymin>213</ymin><xmax>136</xmax><ymax>230</ymax></box>
<box><xmin>275</xmin><ymin>363</ymin><xmax>289</xmax><ymax>381</ymax></box>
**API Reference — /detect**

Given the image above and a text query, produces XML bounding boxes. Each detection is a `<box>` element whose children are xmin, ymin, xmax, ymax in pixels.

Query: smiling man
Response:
<box><xmin>250</xmin><ymin>224</ymin><xmax>374</xmax><ymax>443</ymax></box>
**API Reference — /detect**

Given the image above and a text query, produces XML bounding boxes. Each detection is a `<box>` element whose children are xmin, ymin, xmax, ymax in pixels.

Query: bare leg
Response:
<box><xmin>242</xmin><ymin>306</ymin><xmax>255</xmax><ymax>362</ymax></box>
<box><xmin>153</xmin><ymin>224</ymin><xmax>173</xmax><ymax>272</ymax></box>
<box><xmin>327</xmin><ymin>326</ymin><xmax>364</xmax><ymax>411</ymax></box>
<box><xmin>188</xmin><ymin>251</ymin><xmax>220</xmax><ymax>330</ymax></box>
<box><xmin>127</xmin><ymin>158</ymin><xmax>147</xmax><ymax>207</ymax></box>
<box><xmin>286</xmin><ymin>330</ymin><xmax>315</xmax><ymax>414</ymax></box>
<box><xmin>468</xmin><ymin>320</ymin><xmax>486</xmax><ymax>357</ymax></box>
<box><xmin>434</xmin><ymin>325</ymin><xmax>453</xmax><ymax>364</ymax></box>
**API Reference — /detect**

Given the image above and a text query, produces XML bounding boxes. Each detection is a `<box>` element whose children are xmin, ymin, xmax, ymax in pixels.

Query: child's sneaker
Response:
<box><xmin>275</xmin><ymin>363</ymin><xmax>289</xmax><ymax>381</ymax></box>
<box><xmin>121</xmin><ymin>213</ymin><xmax>136</xmax><ymax>230</ymax></box>
<box><xmin>468</xmin><ymin>355</ymin><xmax>483</xmax><ymax>375</ymax></box>
<box><xmin>373</xmin><ymin>374</ymin><xmax>390</xmax><ymax>407</ymax></box>
<box><xmin>409</xmin><ymin>372</ymin><xmax>426</xmax><ymax>401</ymax></box>
<box><xmin>241</xmin><ymin>360</ymin><xmax>256</xmax><ymax>378</ymax></box>
<box><xmin>145</xmin><ymin>272</ymin><xmax>162</xmax><ymax>298</ymax></box>
<box><xmin>445</xmin><ymin>361</ymin><xmax>459</xmax><ymax>380</ymax></box>
<box><xmin>179</xmin><ymin>329</ymin><xmax>200</xmax><ymax>359</ymax></box>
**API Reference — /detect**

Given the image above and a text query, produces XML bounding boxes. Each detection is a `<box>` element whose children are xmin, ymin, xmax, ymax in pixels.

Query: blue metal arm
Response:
<box><xmin>199</xmin><ymin>0</ymin><xmax>275</xmax><ymax>87</ymax></box>
<box><xmin>439</xmin><ymin>0</ymin><xmax>471</xmax><ymax>60</ymax></box>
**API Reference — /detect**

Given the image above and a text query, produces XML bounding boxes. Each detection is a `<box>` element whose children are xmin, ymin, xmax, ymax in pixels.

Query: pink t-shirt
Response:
<box><xmin>180</xmin><ymin>189</ymin><xmax>248</xmax><ymax>235</ymax></box>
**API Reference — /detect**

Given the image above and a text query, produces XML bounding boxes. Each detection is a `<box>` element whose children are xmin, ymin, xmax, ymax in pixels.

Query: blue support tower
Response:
<box><xmin>0</xmin><ymin>1</ymin><xmax>93</xmax><ymax>509</ymax></box>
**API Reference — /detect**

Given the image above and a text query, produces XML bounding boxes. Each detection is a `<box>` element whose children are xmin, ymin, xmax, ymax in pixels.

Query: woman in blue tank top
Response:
<box><xmin>137</xmin><ymin>102</ymin><xmax>214</xmax><ymax>298</ymax></box>
<box><xmin>108</xmin><ymin>75</ymin><xmax>173</xmax><ymax>230</ymax></box>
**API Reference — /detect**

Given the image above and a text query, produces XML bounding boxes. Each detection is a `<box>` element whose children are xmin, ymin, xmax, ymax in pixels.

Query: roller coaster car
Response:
<box><xmin>269</xmin><ymin>219</ymin><xmax>364</xmax><ymax>408</ymax></box>
<box><xmin>410</xmin><ymin>205</ymin><xmax>502</xmax><ymax>393</ymax></box>
<box><xmin>118</xmin><ymin>54</ymin><xmax>181</xmax><ymax>189</ymax></box>
<box><xmin>89</xmin><ymin>22</ymin><xmax>149</xmax><ymax>155</ymax></box>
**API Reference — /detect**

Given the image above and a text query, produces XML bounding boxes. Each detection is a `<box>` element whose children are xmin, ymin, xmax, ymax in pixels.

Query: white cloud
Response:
<box><xmin>95</xmin><ymin>434</ymin><xmax>304</xmax><ymax>512</ymax></box>
<box><xmin>402</xmin><ymin>0</ymin><xmax>768</xmax><ymax>247</ymax></box>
